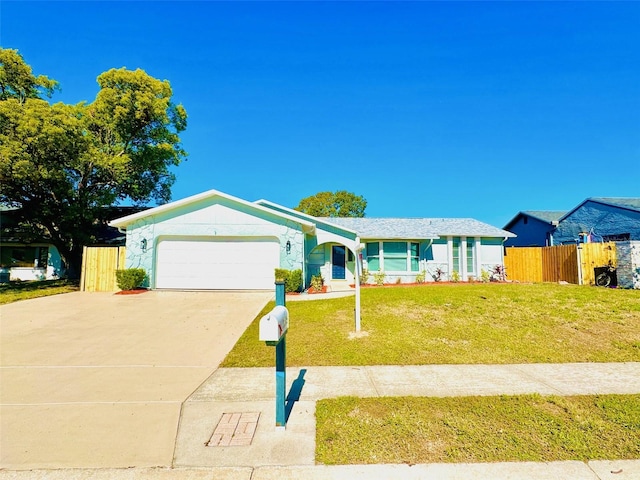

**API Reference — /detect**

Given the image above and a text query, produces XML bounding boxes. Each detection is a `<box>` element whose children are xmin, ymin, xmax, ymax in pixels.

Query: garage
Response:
<box><xmin>155</xmin><ymin>237</ymin><xmax>280</xmax><ymax>290</ymax></box>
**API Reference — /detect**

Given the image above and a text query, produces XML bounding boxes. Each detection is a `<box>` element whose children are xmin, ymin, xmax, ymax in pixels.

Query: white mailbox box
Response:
<box><xmin>259</xmin><ymin>305</ymin><xmax>289</xmax><ymax>342</ymax></box>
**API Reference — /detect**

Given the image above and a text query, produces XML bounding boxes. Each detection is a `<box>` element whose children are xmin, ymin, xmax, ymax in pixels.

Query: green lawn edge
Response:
<box><xmin>0</xmin><ymin>279</ymin><xmax>79</xmax><ymax>305</ymax></box>
<box><xmin>316</xmin><ymin>393</ymin><xmax>640</xmax><ymax>465</ymax></box>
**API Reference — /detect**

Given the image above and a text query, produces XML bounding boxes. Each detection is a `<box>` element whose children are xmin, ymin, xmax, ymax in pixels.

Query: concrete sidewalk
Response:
<box><xmin>2</xmin><ymin>358</ymin><xmax>639</xmax><ymax>477</ymax></box>
<box><xmin>172</xmin><ymin>363</ymin><xmax>640</xmax><ymax>472</ymax></box>
<box><xmin>1</xmin><ymin>460</ymin><xmax>638</xmax><ymax>479</ymax></box>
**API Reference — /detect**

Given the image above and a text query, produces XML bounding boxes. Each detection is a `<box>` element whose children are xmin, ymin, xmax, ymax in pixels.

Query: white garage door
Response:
<box><xmin>155</xmin><ymin>237</ymin><xmax>280</xmax><ymax>290</ymax></box>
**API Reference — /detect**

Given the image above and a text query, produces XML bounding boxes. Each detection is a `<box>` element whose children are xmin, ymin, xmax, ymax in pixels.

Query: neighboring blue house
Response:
<box><xmin>109</xmin><ymin>189</ymin><xmax>515</xmax><ymax>291</ymax></box>
<box><xmin>553</xmin><ymin>198</ymin><xmax>640</xmax><ymax>245</ymax></box>
<box><xmin>503</xmin><ymin>211</ymin><xmax>566</xmax><ymax>247</ymax></box>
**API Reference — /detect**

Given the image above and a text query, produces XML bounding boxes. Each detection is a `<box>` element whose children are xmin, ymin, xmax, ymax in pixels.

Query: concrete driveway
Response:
<box><xmin>0</xmin><ymin>290</ymin><xmax>272</xmax><ymax>470</ymax></box>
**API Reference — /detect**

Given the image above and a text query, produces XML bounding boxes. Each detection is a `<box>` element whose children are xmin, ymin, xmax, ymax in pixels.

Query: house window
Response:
<box><xmin>452</xmin><ymin>238</ymin><xmax>461</xmax><ymax>273</ymax></box>
<box><xmin>347</xmin><ymin>249</ymin><xmax>354</xmax><ymax>262</ymax></box>
<box><xmin>383</xmin><ymin>242</ymin><xmax>408</xmax><ymax>271</ymax></box>
<box><xmin>603</xmin><ymin>233</ymin><xmax>630</xmax><ymax>242</ymax></box>
<box><xmin>410</xmin><ymin>242</ymin><xmax>420</xmax><ymax>272</ymax></box>
<box><xmin>366</xmin><ymin>241</ymin><xmax>420</xmax><ymax>272</ymax></box>
<box><xmin>466</xmin><ymin>241</ymin><xmax>475</xmax><ymax>274</ymax></box>
<box><xmin>0</xmin><ymin>246</ymin><xmax>47</xmax><ymax>268</ymax></box>
<box><xmin>366</xmin><ymin>243</ymin><xmax>380</xmax><ymax>271</ymax></box>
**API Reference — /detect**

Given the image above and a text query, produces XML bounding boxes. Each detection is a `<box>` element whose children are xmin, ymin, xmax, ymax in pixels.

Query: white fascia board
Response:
<box><xmin>109</xmin><ymin>189</ymin><xmax>316</xmax><ymax>232</ymax></box>
<box><xmin>255</xmin><ymin>199</ymin><xmax>359</xmax><ymax>237</ymax></box>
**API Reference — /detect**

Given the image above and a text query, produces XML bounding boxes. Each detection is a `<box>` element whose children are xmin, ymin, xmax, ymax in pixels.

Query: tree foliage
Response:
<box><xmin>294</xmin><ymin>190</ymin><xmax>367</xmax><ymax>218</ymax></box>
<box><xmin>0</xmin><ymin>48</ymin><xmax>58</xmax><ymax>102</ymax></box>
<box><xmin>0</xmin><ymin>48</ymin><xmax>187</xmax><ymax>275</ymax></box>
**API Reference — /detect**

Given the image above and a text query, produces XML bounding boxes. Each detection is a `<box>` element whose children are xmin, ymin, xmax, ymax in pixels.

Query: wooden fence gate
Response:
<box><xmin>542</xmin><ymin>244</ymin><xmax>579</xmax><ymax>283</ymax></box>
<box><xmin>579</xmin><ymin>242</ymin><xmax>617</xmax><ymax>285</ymax></box>
<box><xmin>80</xmin><ymin>246</ymin><xmax>126</xmax><ymax>292</ymax></box>
<box><xmin>505</xmin><ymin>242</ymin><xmax>617</xmax><ymax>285</ymax></box>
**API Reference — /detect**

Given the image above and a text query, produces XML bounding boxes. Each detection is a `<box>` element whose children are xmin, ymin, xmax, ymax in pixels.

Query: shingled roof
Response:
<box><xmin>586</xmin><ymin>198</ymin><xmax>640</xmax><ymax>212</ymax></box>
<box><xmin>321</xmin><ymin>217</ymin><xmax>514</xmax><ymax>240</ymax></box>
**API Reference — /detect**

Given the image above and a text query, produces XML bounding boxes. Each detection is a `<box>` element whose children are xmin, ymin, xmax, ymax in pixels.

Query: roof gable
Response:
<box><xmin>522</xmin><ymin>211</ymin><xmax>567</xmax><ymax>223</ymax></box>
<box><xmin>503</xmin><ymin>210</ymin><xmax>566</xmax><ymax>230</ymax></box>
<box><xmin>255</xmin><ymin>200</ymin><xmax>358</xmax><ymax>240</ymax></box>
<box><xmin>109</xmin><ymin>189</ymin><xmax>315</xmax><ymax>231</ymax></box>
<box><xmin>559</xmin><ymin>197</ymin><xmax>640</xmax><ymax>222</ymax></box>
<box><xmin>588</xmin><ymin>197</ymin><xmax>640</xmax><ymax>212</ymax></box>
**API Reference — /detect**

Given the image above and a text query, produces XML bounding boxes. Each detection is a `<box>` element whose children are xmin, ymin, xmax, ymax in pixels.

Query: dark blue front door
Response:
<box><xmin>332</xmin><ymin>245</ymin><xmax>346</xmax><ymax>280</ymax></box>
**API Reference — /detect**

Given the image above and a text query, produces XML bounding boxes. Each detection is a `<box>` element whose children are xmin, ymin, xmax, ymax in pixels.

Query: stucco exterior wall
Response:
<box><xmin>554</xmin><ymin>201</ymin><xmax>640</xmax><ymax>244</ymax></box>
<box><xmin>480</xmin><ymin>238</ymin><xmax>505</xmax><ymax>270</ymax></box>
<box><xmin>424</xmin><ymin>239</ymin><xmax>449</xmax><ymax>280</ymax></box>
<box><xmin>124</xmin><ymin>198</ymin><xmax>305</xmax><ymax>288</ymax></box>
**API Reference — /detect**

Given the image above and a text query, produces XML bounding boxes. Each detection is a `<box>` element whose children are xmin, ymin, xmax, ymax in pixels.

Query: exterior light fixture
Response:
<box><xmin>141</xmin><ymin>238</ymin><xmax>147</xmax><ymax>252</ymax></box>
<box><xmin>286</xmin><ymin>240</ymin><xmax>291</xmax><ymax>254</ymax></box>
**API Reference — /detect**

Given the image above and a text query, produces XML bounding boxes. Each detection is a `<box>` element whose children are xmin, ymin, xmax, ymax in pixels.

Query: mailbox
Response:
<box><xmin>259</xmin><ymin>305</ymin><xmax>289</xmax><ymax>342</ymax></box>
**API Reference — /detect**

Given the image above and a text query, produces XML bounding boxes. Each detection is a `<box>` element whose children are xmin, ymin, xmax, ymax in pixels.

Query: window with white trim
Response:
<box><xmin>452</xmin><ymin>238</ymin><xmax>461</xmax><ymax>273</ymax></box>
<box><xmin>466</xmin><ymin>240</ymin><xmax>475</xmax><ymax>274</ymax></box>
<box><xmin>366</xmin><ymin>241</ymin><xmax>420</xmax><ymax>272</ymax></box>
<box><xmin>366</xmin><ymin>242</ymin><xmax>380</xmax><ymax>271</ymax></box>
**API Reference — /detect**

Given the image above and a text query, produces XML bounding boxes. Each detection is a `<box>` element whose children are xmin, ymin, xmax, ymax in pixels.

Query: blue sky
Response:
<box><xmin>2</xmin><ymin>1</ymin><xmax>639</xmax><ymax>228</ymax></box>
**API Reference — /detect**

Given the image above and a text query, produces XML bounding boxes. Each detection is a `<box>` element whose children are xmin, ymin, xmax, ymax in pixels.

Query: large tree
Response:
<box><xmin>0</xmin><ymin>48</ymin><xmax>187</xmax><ymax>276</ymax></box>
<box><xmin>294</xmin><ymin>190</ymin><xmax>367</xmax><ymax>218</ymax></box>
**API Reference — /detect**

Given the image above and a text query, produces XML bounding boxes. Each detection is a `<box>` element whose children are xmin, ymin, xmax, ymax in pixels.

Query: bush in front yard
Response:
<box><xmin>274</xmin><ymin>268</ymin><xmax>303</xmax><ymax>293</ymax></box>
<box><xmin>115</xmin><ymin>268</ymin><xmax>147</xmax><ymax>291</ymax></box>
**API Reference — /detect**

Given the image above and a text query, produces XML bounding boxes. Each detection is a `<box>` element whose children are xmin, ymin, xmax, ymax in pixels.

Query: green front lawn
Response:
<box><xmin>316</xmin><ymin>394</ymin><xmax>640</xmax><ymax>464</ymax></box>
<box><xmin>222</xmin><ymin>283</ymin><xmax>640</xmax><ymax>366</ymax></box>
<box><xmin>0</xmin><ymin>279</ymin><xmax>79</xmax><ymax>305</ymax></box>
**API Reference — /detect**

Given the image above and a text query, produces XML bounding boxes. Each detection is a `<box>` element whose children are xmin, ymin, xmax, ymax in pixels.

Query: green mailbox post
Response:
<box><xmin>259</xmin><ymin>281</ymin><xmax>289</xmax><ymax>430</ymax></box>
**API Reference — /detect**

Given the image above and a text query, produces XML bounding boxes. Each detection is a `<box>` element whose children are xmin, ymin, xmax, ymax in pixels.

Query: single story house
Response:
<box><xmin>503</xmin><ymin>211</ymin><xmax>566</xmax><ymax>247</ymax></box>
<box><xmin>109</xmin><ymin>189</ymin><xmax>515</xmax><ymax>291</ymax></box>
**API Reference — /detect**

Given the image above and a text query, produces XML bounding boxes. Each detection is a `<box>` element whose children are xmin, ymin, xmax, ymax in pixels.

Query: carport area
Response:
<box><xmin>0</xmin><ymin>290</ymin><xmax>272</xmax><ymax>470</ymax></box>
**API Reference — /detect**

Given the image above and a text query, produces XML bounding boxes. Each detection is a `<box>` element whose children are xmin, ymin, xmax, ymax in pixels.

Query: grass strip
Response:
<box><xmin>222</xmin><ymin>283</ymin><xmax>640</xmax><ymax>366</ymax></box>
<box><xmin>316</xmin><ymin>394</ymin><xmax>640</xmax><ymax>465</ymax></box>
<box><xmin>0</xmin><ymin>279</ymin><xmax>79</xmax><ymax>305</ymax></box>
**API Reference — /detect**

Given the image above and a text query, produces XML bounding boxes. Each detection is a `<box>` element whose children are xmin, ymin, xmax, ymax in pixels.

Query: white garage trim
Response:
<box><xmin>155</xmin><ymin>236</ymin><xmax>280</xmax><ymax>290</ymax></box>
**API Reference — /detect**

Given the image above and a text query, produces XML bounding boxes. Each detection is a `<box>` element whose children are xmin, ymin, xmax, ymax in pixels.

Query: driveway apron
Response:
<box><xmin>0</xmin><ymin>290</ymin><xmax>272</xmax><ymax>470</ymax></box>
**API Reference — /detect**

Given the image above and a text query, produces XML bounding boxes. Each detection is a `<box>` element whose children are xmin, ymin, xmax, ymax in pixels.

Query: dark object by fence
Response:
<box><xmin>594</xmin><ymin>266</ymin><xmax>617</xmax><ymax>287</ymax></box>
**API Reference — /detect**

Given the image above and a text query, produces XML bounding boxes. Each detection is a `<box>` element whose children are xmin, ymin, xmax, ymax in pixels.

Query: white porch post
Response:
<box><xmin>354</xmin><ymin>237</ymin><xmax>361</xmax><ymax>332</ymax></box>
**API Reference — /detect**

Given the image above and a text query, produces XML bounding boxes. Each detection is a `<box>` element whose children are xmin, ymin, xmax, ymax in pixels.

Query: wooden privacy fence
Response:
<box><xmin>503</xmin><ymin>247</ymin><xmax>543</xmax><ymax>283</ymax></box>
<box><xmin>579</xmin><ymin>242</ymin><xmax>617</xmax><ymax>285</ymax></box>
<box><xmin>505</xmin><ymin>242</ymin><xmax>617</xmax><ymax>285</ymax></box>
<box><xmin>80</xmin><ymin>246</ymin><xmax>126</xmax><ymax>292</ymax></box>
<box><xmin>542</xmin><ymin>244</ymin><xmax>579</xmax><ymax>284</ymax></box>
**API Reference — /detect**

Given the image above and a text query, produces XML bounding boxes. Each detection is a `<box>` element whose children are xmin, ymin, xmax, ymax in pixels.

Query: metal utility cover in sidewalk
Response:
<box><xmin>207</xmin><ymin>412</ymin><xmax>260</xmax><ymax>447</ymax></box>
